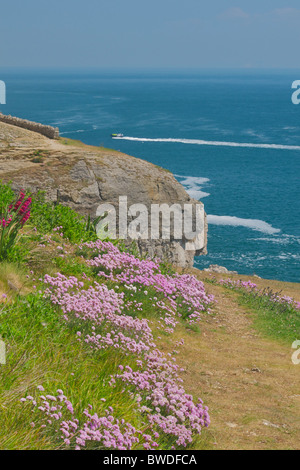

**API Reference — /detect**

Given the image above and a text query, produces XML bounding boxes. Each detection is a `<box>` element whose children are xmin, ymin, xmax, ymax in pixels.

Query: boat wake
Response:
<box><xmin>113</xmin><ymin>136</ymin><xmax>300</xmax><ymax>151</ymax></box>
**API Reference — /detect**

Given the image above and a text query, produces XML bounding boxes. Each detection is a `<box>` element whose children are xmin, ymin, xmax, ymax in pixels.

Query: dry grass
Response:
<box><xmin>0</xmin><ymin>262</ymin><xmax>32</xmax><ymax>301</ymax></box>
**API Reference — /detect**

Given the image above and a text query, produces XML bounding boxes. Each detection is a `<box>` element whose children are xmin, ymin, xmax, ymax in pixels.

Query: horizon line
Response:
<box><xmin>1</xmin><ymin>66</ymin><xmax>300</xmax><ymax>72</ymax></box>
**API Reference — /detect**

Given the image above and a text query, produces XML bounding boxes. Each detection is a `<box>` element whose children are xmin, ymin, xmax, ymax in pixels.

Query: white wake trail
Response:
<box><xmin>207</xmin><ymin>215</ymin><xmax>281</xmax><ymax>235</ymax></box>
<box><xmin>113</xmin><ymin>136</ymin><xmax>300</xmax><ymax>151</ymax></box>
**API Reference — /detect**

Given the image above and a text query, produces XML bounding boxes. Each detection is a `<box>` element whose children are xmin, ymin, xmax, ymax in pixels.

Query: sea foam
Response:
<box><xmin>207</xmin><ymin>215</ymin><xmax>281</xmax><ymax>235</ymax></box>
<box><xmin>175</xmin><ymin>175</ymin><xmax>210</xmax><ymax>199</ymax></box>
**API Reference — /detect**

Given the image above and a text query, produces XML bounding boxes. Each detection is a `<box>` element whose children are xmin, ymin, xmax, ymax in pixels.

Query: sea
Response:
<box><xmin>0</xmin><ymin>68</ymin><xmax>299</xmax><ymax>282</ymax></box>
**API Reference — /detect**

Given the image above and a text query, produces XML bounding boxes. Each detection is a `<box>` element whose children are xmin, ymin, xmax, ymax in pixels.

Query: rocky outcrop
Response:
<box><xmin>203</xmin><ymin>265</ymin><xmax>238</xmax><ymax>274</ymax></box>
<box><xmin>0</xmin><ymin>120</ymin><xmax>207</xmax><ymax>267</ymax></box>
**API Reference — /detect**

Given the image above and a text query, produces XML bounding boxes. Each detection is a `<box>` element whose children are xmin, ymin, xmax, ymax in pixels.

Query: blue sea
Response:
<box><xmin>1</xmin><ymin>69</ymin><xmax>299</xmax><ymax>282</ymax></box>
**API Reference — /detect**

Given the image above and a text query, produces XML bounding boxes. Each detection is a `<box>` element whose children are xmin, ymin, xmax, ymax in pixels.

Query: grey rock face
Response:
<box><xmin>0</xmin><ymin>121</ymin><xmax>208</xmax><ymax>267</ymax></box>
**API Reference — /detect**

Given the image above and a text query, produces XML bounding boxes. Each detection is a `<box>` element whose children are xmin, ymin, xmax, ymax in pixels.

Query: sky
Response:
<box><xmin>1</xmin><ymin>0</ymin><xmax>300</xmax><ymax>69</ymax></box>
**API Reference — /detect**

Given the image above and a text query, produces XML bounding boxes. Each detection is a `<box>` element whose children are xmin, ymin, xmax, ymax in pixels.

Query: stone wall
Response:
<box><xmin>0</xmin><ymin>113</ymin><xmax>59</xmax><ymax>139</ymax></box>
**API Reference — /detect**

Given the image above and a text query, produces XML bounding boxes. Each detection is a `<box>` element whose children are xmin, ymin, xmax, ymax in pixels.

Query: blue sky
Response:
<box><xmin>1</xmin><ymin>0</ymin><xmax>300</xmax><ymax>68</ymax></box>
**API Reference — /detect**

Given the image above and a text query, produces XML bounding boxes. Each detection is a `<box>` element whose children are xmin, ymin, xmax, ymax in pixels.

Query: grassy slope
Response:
<box><xmin>0</xmin><ymin>181</ymin><xmax>299</xmax><ymax>450</ymax></box>
<box><xmin>0</xmin><ymin>292</ymin><xmax>142</xmax><ymax>449</ymax></box>
<box><xmin>0</xmin><ymin>190</ymin><xmax>214</xmax><ymax>450</ymax></box>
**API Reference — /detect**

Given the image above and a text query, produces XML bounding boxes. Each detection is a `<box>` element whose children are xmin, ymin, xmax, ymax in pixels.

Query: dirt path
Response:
<box><xmin>159</xmin><ymin>281</ymin><xmax>300</xmax><ymax>450</ymax></box>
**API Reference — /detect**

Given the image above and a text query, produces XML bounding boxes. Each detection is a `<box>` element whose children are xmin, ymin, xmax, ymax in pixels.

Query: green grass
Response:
<box><xmin>0</xmin><ymin>182</ymin><xmax>150</xmax><ymax>449</ymax></box>
<box><xmin>237</xmin><ymin>291</ymin><xmax>300</xmax><ymax>345</ymax></box>
<box><xmin>0</xmin><ymin>294</ymin><xmax>142</xmax><ymax>450</ymax></box>
<box><xmin>205</xmin><ymin>277</ymin><xmax>300</xmax><ymax>345</ymax></box>
<box><xmin>59</xmin><ymin>136</ymin><xmax>114</xmax><ymax>152</ymax></box>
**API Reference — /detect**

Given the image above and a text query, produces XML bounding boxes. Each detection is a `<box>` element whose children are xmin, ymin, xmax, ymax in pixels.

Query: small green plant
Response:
<box><xmin>31</xmin><ymin>157</ymin><xmax>44</xmax><ymax>164</ymax></box>
<box><xmin>29</xmin><ymin>192</ymin><xmax>99</xmax><ymax>243</ymax></box>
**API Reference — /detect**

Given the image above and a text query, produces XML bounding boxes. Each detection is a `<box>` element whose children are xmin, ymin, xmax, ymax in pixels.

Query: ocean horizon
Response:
<box><xmin>0</xmin><ymin>68</ymin><xmax>299</xmax><ymax>282</ymax></box>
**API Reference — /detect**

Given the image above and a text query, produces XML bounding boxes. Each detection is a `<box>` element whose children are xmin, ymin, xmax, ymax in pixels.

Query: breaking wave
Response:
<box><xmin>207</xmin><ymin>215</ymin><xmax>281</xmax><ymax>235</ymax></box>
<box><xmin>175</xmin><ymin>175</ymin><xmax>210</xmax><ymax>199</ymax></box>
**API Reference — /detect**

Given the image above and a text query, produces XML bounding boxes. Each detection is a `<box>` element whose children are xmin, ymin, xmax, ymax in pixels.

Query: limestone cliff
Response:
<box><xmin>0</xmin><ymin>121</ymin><xmax>207</xmax><ymax>267</ymax></box>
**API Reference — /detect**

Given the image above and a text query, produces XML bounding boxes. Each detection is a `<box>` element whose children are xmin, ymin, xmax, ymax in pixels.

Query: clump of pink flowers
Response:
<box><xmin>29</xmin><ymin>240</ymin><xmax>214</xmax><ymax>449</ymax></box>
<box><xmin>219</xmin><ymin>278</ymin><xmax>258</xmax><ymax>291</ymax></box>
<box><xmin>219</xmin><ymin>278</ymin><xmax>300</xmax><ymax>311</ymax></box>
<box><xmin>81</xmin><ymin>240</ymin><xmax>214</xmax><ymax>326</ymax></box>
<box><xmin>21</xmin><ymin>388</ymin><xmax>142</xmax><ymax>450</ymax></box>
<box><xmin>0</xmin><ymin>190</ymin><xmax>32</xmax><ymax>260</ymax></box>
